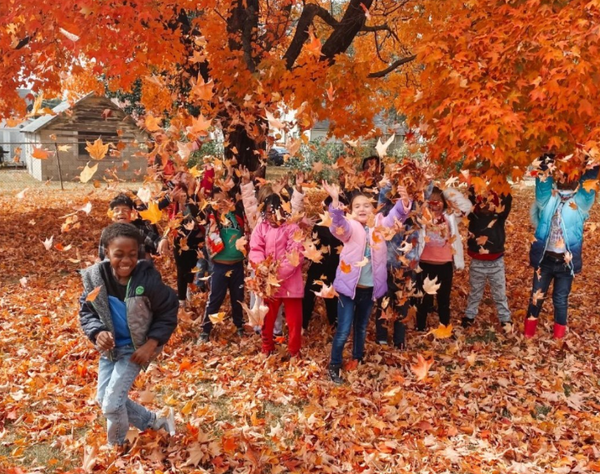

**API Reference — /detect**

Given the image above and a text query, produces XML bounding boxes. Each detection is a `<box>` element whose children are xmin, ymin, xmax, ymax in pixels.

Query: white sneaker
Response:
<box><xmin>154</xmin><ymin>408</ymin><xmax>175</xmax><ymax>436</ymax></box>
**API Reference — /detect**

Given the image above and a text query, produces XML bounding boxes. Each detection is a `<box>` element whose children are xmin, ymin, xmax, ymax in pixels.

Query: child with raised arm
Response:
<box><xmin>415</xmin><ymin>186</ymin><xmax>473</xmax><ymax>331</ymax></box>
<box><xmin>248</xmin><ymin>192</ymin><xmax>305</xmax><ymax>357</ymax></box>
<box><xmin>79</xmin><ymin>223</ymin><xmax>179</xmax><ymax>449</ymax></box>
<box><xmin>323</xmin><ymin>181</ymin><xmax>411</xmax><ymax>384</ymax></box>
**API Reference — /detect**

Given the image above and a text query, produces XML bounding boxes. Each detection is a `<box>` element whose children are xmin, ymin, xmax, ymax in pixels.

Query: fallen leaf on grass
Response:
<box><xmin>411</xmin><ymin>354</ymin><xmax>434</xmax><ymax>381</ymax></box>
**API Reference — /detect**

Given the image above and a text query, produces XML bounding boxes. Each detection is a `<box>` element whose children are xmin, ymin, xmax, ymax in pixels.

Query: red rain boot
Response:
<box><xmin>553</xmin><ymin>323</ymin><xmax>566</xmax><ymax>339</ymax></box>
<box><xmin>523</xmin><ymin>318</ymin><xmax>538</xmax><ymax>338</ymax></box>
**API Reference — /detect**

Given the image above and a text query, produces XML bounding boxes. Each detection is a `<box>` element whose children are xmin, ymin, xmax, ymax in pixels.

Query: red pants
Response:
<box><xmin>262</xmin><ymin>298</ymin><xmax>302</xmax><ymax>356</ymax></box>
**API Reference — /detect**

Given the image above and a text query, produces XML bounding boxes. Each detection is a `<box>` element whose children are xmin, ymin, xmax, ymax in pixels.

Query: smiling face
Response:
<box><xmin>427</xmin><ymin>192</ymin><xmax>445</xmax><ymax>216</ymax></box>
<box><xmin>111</xmin><ymin>204</ymin><xmax>133</xmax><ymax>223</ymax></box>
<box><xmin>351</xmin><ymin>195</ymin><xmax>374</xmax><ymax>225</ymax></box>
<box><xmin>106</xmin><ymin>236</ymin><xmax>139</xmax><ymax>283</ymax></box>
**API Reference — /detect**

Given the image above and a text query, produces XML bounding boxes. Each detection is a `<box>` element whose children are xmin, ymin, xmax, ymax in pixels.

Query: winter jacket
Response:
<box><xmin>329</xmin><ymin>199</ymin><xmax>411</xmax><ymax>300</ymax></box>
<box><xmin>467</xmin><ymin>189</ymin><xmax>512</xmax><ymax>258</ymax></box>
<box><xmin>248</xmin><ymin>221</ymin><xmax>305</xmax><ymax>298</ymax></box>
<box><xmin>529</xmin><ymin>166</ymin><xmax>599</xmax><ymax>274</ymax></box>
<box><xmin>79</xmin><ymin>260</ymin><xmax>179</xmax><ymax>365</ymax></box>
<box><xmin>417</xmin><ymin>188</ymin><xmax>473</xmax><ymax>270</ymax></box>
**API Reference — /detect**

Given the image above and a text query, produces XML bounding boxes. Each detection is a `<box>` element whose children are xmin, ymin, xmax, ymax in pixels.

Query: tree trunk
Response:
<box><xmin>224</xmin><ymin>123</ymin><xmax>266</xmax><ymax>178</ymax></box>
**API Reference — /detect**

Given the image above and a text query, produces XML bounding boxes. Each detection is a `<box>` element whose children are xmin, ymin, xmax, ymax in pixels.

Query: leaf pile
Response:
<box><xmin>1</xmin><ymin>184</ymin><xmax>600</xmax><ymax>473</ymax></box>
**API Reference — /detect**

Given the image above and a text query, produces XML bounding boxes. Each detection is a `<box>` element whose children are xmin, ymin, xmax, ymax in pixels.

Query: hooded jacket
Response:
<box><xmin>529</xmin><ymin>166</ymin><xmax>599</xmax><ymax>274</ymax></box>
<box><xmin>467</xmin><ymin>189</ymin><xmax>512</xmax><ymax>258</ymax></box>
<box><xmin>79</xmin><ymin>260</ymin><xmax>178</xmax><ymax>365</ymax></box>
<box><xmin>329</xmin><ymin>198</ymin><xmax>411</xmax><ymax>300</ymax></box>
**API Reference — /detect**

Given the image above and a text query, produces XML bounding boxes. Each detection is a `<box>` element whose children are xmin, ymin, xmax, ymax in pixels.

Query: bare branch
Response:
<box><xmin>367</xmin><ymin>55</ymin><xmax>416</xmax><ymax>78</ymax></box>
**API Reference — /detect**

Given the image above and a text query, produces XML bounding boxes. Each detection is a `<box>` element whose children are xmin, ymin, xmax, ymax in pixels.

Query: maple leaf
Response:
<box><xmin>85</xmin><ymin>138</ymin><xmax>109</xmax><ymax>160</ymax></box>
<box><xmin>287</xmin><ymin>248</ymin><xmax>300</xmax><ymax>267</ymax></box>
<box><xmin>422</xmin><ymin>276</ymin><xmax>441</xmax><ymax>295</ymax></box>
<box><xmin>411</xmin><ymin>354</ymin><xmax>434</xmax><ymax>381</ymax></box>
<box><xmin>16</xmin><ymin>188</ymin><xmax>29</xmax><ymax>199</ymax></box>
<box><xmin>428</xmin><ymin>324</ymin><xmax>453</xmax><ymax>339</ymax></box>
<box><xmin>531</xmin><ymin>289</ymin><xmax>545</xmax><ymax>306</ymax></box>
<box><xmin>265</xmin><ymin>111</ymin><xmax>284</xmax><ymax>130</ymax></box>
<box><xmin>187</xmin><ymin>114</ymin><xmax>212</xmax><ymax>137</ymax></box>
<box><xmin>79</xmin><ymin>162</ymin><xmax>98</xmax><ymax>183</ymax></box>
<box><xmin>313</xmin><ymin>284</ymin><xmax>338</xmax><ymax>299</ymax></box>
<box><xmin>208</xmin><ymin>312</ymin><xmax>226</xmax><ymax>324</ymax></box>
<box><xmin>144</xmin><ymin>114</ymin><xmax>162</xmax><ymax>132</ymax></box>
<box><xmin>42</xmin><ymin>236</ymin><xmax>54</xmax><ymax>250</ymax></box>
<box><xmin>32</xmin><ymin>147</ymin><xmax>50</xmax><ymax>160</ymax></box>
<box><xmin>235</xmin><ymin>235</ymin><xmax>248</xmax><ymax>256</ymax></box>
<box><xmin>583</xmin><ymin>179</ymin><xmax>599</xmax><ymax>193</ymax></box>
<box><xmin>475</xmin><ymin>235</ymin><xmax>489</xmax><ymax>246</ymax></box>
<box><xmin>340</xmin><ymin>260</ymin><xmax>352</xmax><ymax>273</ymax></box>
<box><xmin>312</xmin><ymin>161</ymin><xmax>324</xmax><ymax>173</ymax></box>
<box><xmin>317</xmin><ymin>211</ymin><xmax>332</xmax><ymax>227</ymax></box>
<box><xmin>376</xmin><ymin>134</ymin><xmax>395</xmax><ymax>158</ymax></box>
<box><xmin>85</xmin><ymin>286</ymin><xmax>103</xmax><ymax>302</ymax></box>
<box><xmin>138</xmin><ymin>201</ymin><xmax>162</xmax><ymax>224</ymax></box>
<box><xmin>241</xmin><ymin>298</ymin><xmax>269</xmax><ymax>327</ymax></box>
<box><xmin>58</xmin><ymin>144</ymin><xmax>71</xmax><ymax>152</ymax></box>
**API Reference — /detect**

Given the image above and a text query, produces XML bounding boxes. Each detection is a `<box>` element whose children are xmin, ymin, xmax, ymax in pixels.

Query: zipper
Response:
<box><xmin>124</xmin><ymin>277</ymin><xmax>136</xmax><ymax>350</ymax></box>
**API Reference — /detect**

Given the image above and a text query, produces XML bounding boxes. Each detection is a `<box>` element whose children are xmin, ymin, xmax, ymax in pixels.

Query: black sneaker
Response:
<box><xmin>328</xmin><ymin>365</ymin><xmax>344</xmax><ymax>384</ymax></box>
<box><xmin>461</xmin><ymin>317</ymin><xmax>475</xmax><ymax>329</ymax></box>
<box><xmin>197</xmin><ymin>332</ymin><xmax>210</xmax><ymax>344</ymax></box>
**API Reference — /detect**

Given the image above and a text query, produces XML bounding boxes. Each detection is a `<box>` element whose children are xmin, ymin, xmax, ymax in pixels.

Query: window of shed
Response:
<box><xmin>78</xmin><ymin>132</ymin><xmax>120</xmax><ymax>158</ymax></box>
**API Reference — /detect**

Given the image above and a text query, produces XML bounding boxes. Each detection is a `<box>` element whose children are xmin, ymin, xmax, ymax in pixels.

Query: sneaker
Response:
<box><xmin>153</xmin><ymin>408</ymin><xmax>175</xmax><ymax>436</ymax></box>
<box><xmin>376</xmin><ymin>340</ymin><xmax>388</xmax><ymax>346</ymax></box>
<box><xmin>461</xmin><ymin>317</ymin><xmax>475</xmax><ymax>329</ymax></box>
<box><xmin>197</xmin><ymin>332</ymin><xmax>210</xmax><ymax>344</ymax></box>
<box><xmin>328</xmin><ymin>365</ymin><xmax>344</xmax><ymax>385</ymax></box>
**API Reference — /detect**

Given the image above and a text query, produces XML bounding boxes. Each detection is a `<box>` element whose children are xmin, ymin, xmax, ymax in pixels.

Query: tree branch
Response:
<box><xmin>367</xmin><ymin>55</ymin><xmax>416</xmax><ymax>78</ymax></box>
<box><xmin>283</xmin><ymin>3</ymin><xmax>340</xmax><ymax>69</ymax></box>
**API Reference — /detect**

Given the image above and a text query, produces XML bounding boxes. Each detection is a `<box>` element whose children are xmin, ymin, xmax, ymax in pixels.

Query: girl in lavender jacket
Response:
<box><xmin>322</xmin><ymin>181</ymin><xmax>411</xmax><ymax>384</ymax></box>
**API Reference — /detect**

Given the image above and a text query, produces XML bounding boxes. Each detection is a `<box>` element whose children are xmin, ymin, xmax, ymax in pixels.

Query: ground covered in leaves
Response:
<box><xmin>1</xmin><ymin>181</ymin><xmax>600</xmax><ymax>474</ymax></box>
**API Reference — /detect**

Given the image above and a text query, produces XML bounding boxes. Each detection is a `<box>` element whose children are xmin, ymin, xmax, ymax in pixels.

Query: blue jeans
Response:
<box><xmin>330</xmin><ymin>288</ymin><xmax>374</xmax><ymax>367</ymax></box>
<box><xmin>527</xmin><ymin>256</ymin><xmax>574</xmax><ymax>325</ymax></box>
<box><xmin>97</xmin><ymin>345</ymin><xmax>154</xmax><ymax>446</ymax></box>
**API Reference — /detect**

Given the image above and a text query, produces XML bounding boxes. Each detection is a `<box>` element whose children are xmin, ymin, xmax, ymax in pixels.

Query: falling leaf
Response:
<box><xmin>78</xmin><ymin>202</ymin><xmax>93</xmax><ymax>215</ymax></box>
<box><xmin>138</xmin><ymin>201</ymin><xmax>162</xmax><ymax>224</ymax></box>
<box><xmin>208</xmin><ymin>312</ymin><xmax>226</xmax><ymax>324</ymax></box>
<box><xmin>423</xmin><ymin>276</ymin><xmax>441</xmax><ymax>295</ymax></box>
<box><xmin>58</xmin><ymin>144</ymin><xmax>71</xmax><ymax>152</ymax></box>
<box><xmin>42</xmin><ymin>236</ymin><xmax>54</xmax><ymax>250</ymax></box>
<box><xmin>19</xmin><ymin>277</ymin><xmax>28</xmax><ymax>288</ymax></box>
<box><xmin>235</xmin><ymin>235</ymin><xmax>248</xmax><ymax>256</ymax></box>
<box><xmin>85</xmin><ymin>138</ymin><xmax>109</xmax><ymax>160</ymax></box>
<box><xmin>340</xmin><ymin>260</ymin><xmax>352</xmax><ymax>273</ymax></box>
<box><xmin>375</xmin><ymin>134</ymin><xmax>395</xmax><ymax>158</ymax></box>
<box><xmin>32</xmin><ymin>147</ymin><xmax>50</xmax><ymax>160</ymax></box>
<box><xmin>313</xmin><ymin>284</ymin><xmax>339</xmax><ymax>299</ymax></box>
<box><xmin>144</xmin><ymin>114</ymin><xmax>162</xmax><ymax>132</ymax></box>
<box><xmin>85</xmin><ymin>286</ymin><xmax>102</xmax><ymax>302</ymax></box>
<box><xmin>531</xmin><ymin>289</ymin><xmax>545</xmax><ymax>306</ymax></box>
<box><xmin>79</xmin><ymin>162</ymin><xmax>98</xmax><ymax>183</ymax></box>
<box><xmin>16</xmin><ymin>188</ymin><xmax>29</xmax><ymax>199</ymax></box>
<box><xmin>428</xmin><ymin>324</ymin><xmax>453</xmax><ymax>339</ymax></box>
<box><xmin>583</xmin><ymin>179</ymin><xmax>598</xmax><ymax>193</ymax></box>
<box><xmin>317</xmin><ymin>211</ymin><xmax>332</xmax><ymax>227</ymax></box>
<box><xmin>59</xmin><ymin>27</ymin><xmax>80</xmax><ymax>42</ymax></box>
<box><xmin>411</xmin><ymin>354</ymin><xmax>434</xmax><ymax>381</ymax></box>
<box><xmin>354</xmin><ymin>256</ymin><xmax>370</xmax><ymax>267</ymax></box>
<box><xmin>287</xmin><ymin>248</ymin><xmax>300</xmax><ymax>267</ymax></box>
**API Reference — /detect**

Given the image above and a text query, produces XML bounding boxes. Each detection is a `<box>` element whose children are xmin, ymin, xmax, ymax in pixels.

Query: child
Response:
<box><xmin>462</xmin><ymin>186</ymin><xmax>512</xmax><ymax>329</ymax></box>
<box><xmin>198</xmin><ymin>187</ymin><xmax>248</xmax><ymax>342</ymax></box>
<box><xmin>415</xmin><ymin>186</ymin><xmax>473</xmax><ymax>332</ymax></box>
<box><xmin>525</xmin><ymin>155</ymin><xmax>599</xmax><ymax>338</ymax></box>
<box><xmin>98</xmin><ymin>193</ymin><xmax>163</xmax><ymax>260</ymax></box>
<box><xmin>79</xmin><ymin>223</ymin><xmax>179</xmax><ymax>448</ymax></box>
<box><xmin>248</xmin><ymin>192</ymin><xmax>304</xmax><ymax>357</ymax></box>
<box><xmin>323</xmin><ymin>181</ymin><xmax>411</xmax><ymax>384</ymax></box>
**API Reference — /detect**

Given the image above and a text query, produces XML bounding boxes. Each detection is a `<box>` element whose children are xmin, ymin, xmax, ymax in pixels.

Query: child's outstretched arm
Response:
<box><xmin>240</xmin><ymin>166</ymin><xmax>260</xmax><ymax>230</ymax></box>
<box><xmin>291</xmin><ymin>172</ymin><xmax>306</xmax><ymax>214</ymax></box>
<box><xmin>323</xmin><ymin>181</ymin><xmax>352</xmax><ymax>243</ymax></box>
<box><xmin>575</xmin><ymin>165</ymin><xmax>600</xmax><ymax>213</ymax></box>
<box><xmin>382</xmin><ymin>185</ymin><xmax>412</xmax><ymax>227</ymax></box>
<box><xmin>443</xmin><ymin>187</ymin><xmax>474</xmax><ymax>215</ymax></box>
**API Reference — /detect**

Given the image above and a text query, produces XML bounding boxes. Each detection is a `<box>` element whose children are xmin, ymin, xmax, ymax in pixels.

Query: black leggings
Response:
<box><xmin>416</xmin><ymin>261</ymin><xmax>453</xmax><ymax>330</ymax></box>
<box><xmin>174</xmin><ymin>246</ymin><xmax>199</xmax><ymax>301</ymax></box>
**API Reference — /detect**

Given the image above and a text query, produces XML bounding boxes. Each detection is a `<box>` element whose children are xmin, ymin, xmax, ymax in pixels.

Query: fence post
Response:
<box><xmin>53</xmin><ymin>143</ymin><xmax>64</xmax><ymax>191</ymax></box>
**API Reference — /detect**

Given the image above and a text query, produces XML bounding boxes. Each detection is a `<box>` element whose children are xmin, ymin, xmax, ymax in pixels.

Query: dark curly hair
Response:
<box><xmin>109</xmin><ymin>193</ymin><xmax>134</xmax><ymax>210</ymax></box>
<box><xmin>100</xmin><ymin>223</ymin><xmax>142</xmax><ymax>249</ymax></box>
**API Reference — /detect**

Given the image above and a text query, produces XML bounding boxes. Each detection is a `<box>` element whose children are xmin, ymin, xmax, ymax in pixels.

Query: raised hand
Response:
<box><xmin>239</xmin><ymin>165</ymin><xmax>251</xmax><ymax>185</ymax></box>
<box><xmin>322</xmin><ymin>180</ymin><xmax>340</xmax><ymax>208</ymax></box>
<box><xmin>397</xmin><ymin>185</ymin><xmax>411</xmax><ymax>208</ymax></box>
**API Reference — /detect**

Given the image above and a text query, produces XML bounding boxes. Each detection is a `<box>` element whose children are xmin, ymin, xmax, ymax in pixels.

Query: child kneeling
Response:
<box><xmin>79</xmin><ymin>223</ymin><xmax>179</xmax><ymax>448</ymax></box>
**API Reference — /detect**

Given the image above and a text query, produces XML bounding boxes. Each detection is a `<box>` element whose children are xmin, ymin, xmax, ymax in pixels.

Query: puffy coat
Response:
<box><xmin>329</xmin><ymin>199</ymin><xmax>410</xmax><ymax>300</ymax></box>
<box><xmin>416</xmin><ymin>188</ymin><xmax>473</xmax><ymax>270</ymax></box>
<box><xmin>529</xmin><ymin>166</ymin><xmax>599</xmax><ymax>274</ymax></box>
<box><xmin>79</xmin><ymin>260</ymin><xmax>179</xmax><ymax>366</ymax></box>
<box><xmin>248</xmin><ymin>221</ymin><xmax>305</xmax><ymax>298</ymax></box>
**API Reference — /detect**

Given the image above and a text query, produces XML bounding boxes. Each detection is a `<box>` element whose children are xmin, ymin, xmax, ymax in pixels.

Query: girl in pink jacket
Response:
<box><xmin>248</xmin><ymin>193</ymin><xmax>305</xmax><ymax>357</ymax></box>
<box><xmin>323</xmin><ymin>181</ymin><xmax>411</xmax><ymax>384</ymax></box>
